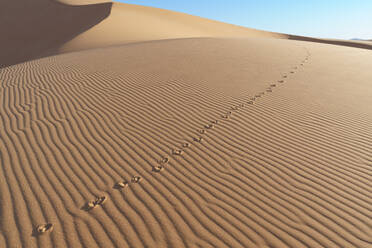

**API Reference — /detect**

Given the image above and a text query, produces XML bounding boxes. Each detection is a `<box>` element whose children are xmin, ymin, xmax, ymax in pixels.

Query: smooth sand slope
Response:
<box><xmin>1</xmin><ymin>37</ymin><xmax>372</xmax><ymax>248</ymax></box>
<box><xmin>57</xmin><ymin>1</ymin><xmax>285</xmax><ymax>53</ymax></box>
<box><xmin>0</xmin><ymin>0</ymin><xmax>284</xmax><ymax>68</ymax></box>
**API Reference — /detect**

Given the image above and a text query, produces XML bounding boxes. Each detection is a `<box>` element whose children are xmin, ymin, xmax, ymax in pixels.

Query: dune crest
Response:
<box><xmin>55</xmin><ymin>0</ymin><xmax>111</xmax><ymax>5</ymax></box>
<box><xmin>2</xmin><ymin>0</ymin><xmax>372</xmax><ymax>68</ymax></box>
<box><xmin>60</xmin><ymin>2</ymin><xmax>285</xmax><ymax>53</ymax></box>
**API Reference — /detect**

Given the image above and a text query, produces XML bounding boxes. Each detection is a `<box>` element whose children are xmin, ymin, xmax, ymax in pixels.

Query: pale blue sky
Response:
<box><xmin>116</xmin><ymin>0</ymin><xmax>372</xmax><ymax>39</ymax></box>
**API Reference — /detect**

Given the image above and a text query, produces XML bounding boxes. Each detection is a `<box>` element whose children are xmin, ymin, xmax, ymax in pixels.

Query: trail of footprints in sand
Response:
<box><xmin>35</xmin><ymin>49</ymin><xmax>311</xmax><ymax>236</ymax></box>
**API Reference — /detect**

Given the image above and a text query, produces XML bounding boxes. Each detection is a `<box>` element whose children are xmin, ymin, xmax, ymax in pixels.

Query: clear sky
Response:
<box><xmin>116</xmin><ymin>0</ymin><xmax>371</xmax><ymax>39</ymax></box>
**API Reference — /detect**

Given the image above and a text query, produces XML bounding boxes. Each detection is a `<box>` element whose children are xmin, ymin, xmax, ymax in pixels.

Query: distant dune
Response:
<box><xmin>288</xmin><ymin>36</ymin><xmax>372</xmax><ymax>51</ymax></box>
<box><xmin>1</xmin><ymin>1</ymin><xmax>372</xmax><ymax>248</ymax></box>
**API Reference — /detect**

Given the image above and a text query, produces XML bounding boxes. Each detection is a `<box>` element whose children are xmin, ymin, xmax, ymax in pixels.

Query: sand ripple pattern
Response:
<box><xmin>0</xmin><ymin>38</ymin><xmax>371</xmax><ymax>248</ymax></box>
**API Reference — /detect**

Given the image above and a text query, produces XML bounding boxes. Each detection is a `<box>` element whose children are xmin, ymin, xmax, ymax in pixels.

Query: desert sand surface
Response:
<box><xmin>0</xmin><ymin>1</ymin><xmax>372</xmax><ymax>248</ymax></box>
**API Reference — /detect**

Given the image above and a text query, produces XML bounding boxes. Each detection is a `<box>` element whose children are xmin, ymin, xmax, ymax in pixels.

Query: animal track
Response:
<box><xmin>172</xmin><ymin>149</ymin><xmax>183</xmax><ymax>155</ymax></box>
<box><xmin>152</xmin><ymin>165</ymin><xmax>164</xmax><ymax>172</ymax></box>
<box><xmin>183</xmin><ymin>142</ymin><xmax>191</xmax><ymax>148</ymax></box>
<box><xmin>131</xmin><ymin>176</ymin><xmax>142</xmax><ymax>183</ymax></box>
<box><xmin>35</xmin><ymin>223</ymin><xmax>53</xmax><ymax>235</ymax></box>
<box><xmin>83</xmin><ymin>201</ymin><xmax>97</xmax><ymax>211</ymax></box>
<box><xmin>72</xmin><ymin>50</ymin><xmax>310</xmax><ymax>228</ymax></box>
<box><xmin>145</xmin><ymin>49</ymin><xmax>310</xmax><ymax>190</ymax></box>
<box><xmin>114</xmin><ymin>181</ymin><xmax>128</xmax><ymax>189</ymax></box>
<box><xmin>83</xmin><ymin>196</ymin><xmax>107</xmax><ymax>211</ymax></box>
<box><xmin>204</xmin><ymin>124</ymin><xmax>214</xmax><ymax>129</ymax></box>
<box><xmin>95</xmin><ymin>196</ymin><xmax>107</xmax><ymax>205</ymax></box>
<box><xmin>159</xmin><ymin>157</ymin><xmax>169</xmax><ymax>164</ymax></box>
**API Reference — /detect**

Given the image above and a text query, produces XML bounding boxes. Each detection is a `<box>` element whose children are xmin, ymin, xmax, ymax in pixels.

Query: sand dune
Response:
<box><xmin>2</xmin><ymin>0</ymin><xmax>372</xmax><ymax>68</ymax></box>
<box><xmin>1</xmin><ymin>37</ymin><xmax>371</xmax><ymax>248</ymax></box>
<box><xmin>58</xmin><ymin>2</ymin><xmax>286</xmax><ymax>54</ymax></box>
<box><xmin>1</xmin><ymin>1</ymin><xmax>372</xmax><ymax>248</ymax></box>
<box><xmin>0</xmin><ymin>0</ymin><xmax>284</xmax><ymax>68</ymax></box>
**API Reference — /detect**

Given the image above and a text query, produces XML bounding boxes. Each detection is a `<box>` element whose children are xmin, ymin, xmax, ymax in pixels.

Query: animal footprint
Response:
<box><xmin>204</xmin><ymin>124</ymin><xmax>214</xmax><ymax>129</ymax></box>
<box><xmin>152</xmin><ymin>165</ymin><xmax>164</xmax><ymax>172</ymax></box>
<box><xmin>172</xmin><ymin>149</ymin><xmax>183</xmax><ymax>155</ymax></box>
<box><xmin>131</xmin><ymin>176</ymin><xmax>141</xmax><ymax>183</ymax></box>
<box><xmin>193</xmin><ymin>137</ymin><xmax>203</xmax><ymax>143</ymax></box>
<box><xmin>83</xmin><ymin>201</ymin><xmax>97</xmax><ymax>211</ymax></box>
<box><xmin>158</xmin><ymin>157</ymin><xmax>169</xmax><ymax>164</ymax></box>
<box><xmin>114</xmin><ymin>181</ymin><xmax>128</xmax><ymax>189</ymax></box>
<box><xmin>95</xmin><ymin>196</ymin><xmax>107</xmax><ymax>205</ymax></box>
<box><xmin>83</xmin><ymin>196</ymin><xmax>107</xmax><ymax>211</ymax></box>
<box><xmin>221</xmin><ymin>114</ymin><xmax>229</xmax><ymax>119</ymax></box>
<box><xmin>35</xmin><ymin>223</ymin><xmax>53</xmax><ymax>235</ymax></box>
<box><xmin>266</xmin><ymin>89</ymin><xmax>272</xmax><ymax>92</ymax></box>
<box><xmin>278</xmin><ymin>80</ymin><xmax>284</xmax><ymax>83</ymax></box>
<box><xmin>247</xmin><ymin>101</ymin><xmax>254</xmax><ymax>105</ymax></box>
<box><xmin>270</xmin><ymin>84</ymin><xmax>276</xmax><ymax>87</ymax></box>
<box><xmin>183</xmin><ymin>142</ymin><xmax>191</xmax><ymax>148</ymax></box>
<box><xmin>198</xmin><ymin>129</ymin><xmax>206</xmax><ymax>134</ymax></box>
<box><xmin>211</xmin><ymin>120</ymin><xmax>219</xmax><ymax>124</ymax></box>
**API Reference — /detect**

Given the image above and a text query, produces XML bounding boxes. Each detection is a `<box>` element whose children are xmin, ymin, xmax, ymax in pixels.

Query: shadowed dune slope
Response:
<box><xmin>0</xmin><ymin>0</ymin><xmax>112</xmax><ymax>68</ymax></box>
<box><xmin>0</xmin><ymin>37</ymin><xmax>371</xmax><ymax>248</ymax></box>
